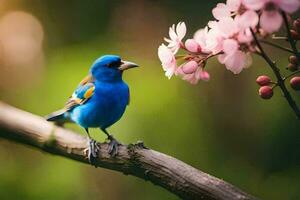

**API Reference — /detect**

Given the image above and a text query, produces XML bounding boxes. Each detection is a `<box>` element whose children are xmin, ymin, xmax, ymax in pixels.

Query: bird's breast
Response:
<box><xmin>70</xmin><ymin>81</ymin><xmax>129</xmax><ymax>128</ymax></box>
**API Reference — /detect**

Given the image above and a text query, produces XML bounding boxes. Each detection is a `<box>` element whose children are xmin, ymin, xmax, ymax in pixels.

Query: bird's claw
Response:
<box><xmin>107</xmin><ymin>135</ymin><xmax>120</xmax><ymax>157</ymax></box>
<box><xmin>85</xmin><ymin>138</ymin><xmax>100</xmax><ymax>167</ymax></box>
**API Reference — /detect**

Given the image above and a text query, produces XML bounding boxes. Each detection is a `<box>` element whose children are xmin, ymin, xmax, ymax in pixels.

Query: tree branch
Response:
<box><xmin>0</xmin><ymin>102</ymin><xmax>257</xmax><ymax>200</ymax></box>
<box><xmin>281</xmin><ymin>11</ymin><xmax>300</xmax><ymax>60</ymax></box>
<box><xmin>259</xmin><ymin>40</ymin><xmax>294</xmax><ymax>53</ymax></box>
<box><xmin>250</xmin><ymin>28</ymin><xmax>300</xmax><ymax>119</ymax></box>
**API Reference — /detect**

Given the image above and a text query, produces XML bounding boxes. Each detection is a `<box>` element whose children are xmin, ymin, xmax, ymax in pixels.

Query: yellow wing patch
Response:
<box><xmin>79</xmin><ymin>74</ymin><xmax>93</xmax><ymax>85</ymax></box>
<box><xmin>64</xmin><ymin>74</ymin><xmax>95</xmax><ymax>111</ymax></box>
<box><xmin>84</xmin><ymin>86</ymin><xmax>95</xmax><ymax>99</ymax></box>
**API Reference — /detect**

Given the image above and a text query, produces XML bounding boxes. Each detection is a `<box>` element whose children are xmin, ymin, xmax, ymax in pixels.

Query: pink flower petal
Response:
<box><xmin>260</xmin><ymin>10</ymin><xmax>283</xmax><ymax>33</ymax></box>
<box><xmin>185</xmin><ymin>39</ymin><xmax>201</xmax><ymax>52</ymax></box>
<box><xmin>194</xmin><ymin>27</ymin><xmax>208</xmax><ymax>47</ymax></box>
<box><xmin>169</xmin><ymin>24</ymin><xmax>177</xmax><ymax>41</ymax></box>
<box><xmin>212</xmin><ymin>3</ymin><xmax>231</xmax><ymax>20</ymax></box>
<box><xmin>158</xmin><ymin>44</ymin><xmax>173</xmax><ymax>64</ymax></box>
<box><xmin>242</xmin><ymin>0</ymin><xmax>265</xmax><ymax>10</ymax></box>
<box><xmin>236</xmin><ymin>10</ymin><xmax>259</xmax><ymax>29</ymax></box>
<box><xmin>199</xmin><ymin>70</ymin><xmax>210</xmax><ymax>81</ymax></box>
<box><xmin>205</xmin><ymin>29</ymin><xmax>223</xmax><ymax>54</ymax></box>
<box><xmin>237</xmin><ymin>28</ymin><xmax>253</xmax><ymax>43</ymax></box>
<box><xmin>223</xmin><ymin>50</ymin><xmax>247</xmax><ymax>74</ymax></box>
<box><xmin>176</xmin><ymin>22</ymin><xmax>187</xmax><ymax>40</ymax></box>
<box><xmin>175</xmin><ymin>66</ymin><xmax>184</xmax><ymax>76</ymax></box>
<box><xmin>276</xmin><ymin>0</ymin><xmax>300</xmax><ymax>13</ymax></box>
<box><xmin>217</xmin><ymin>17</ymin><xmax>239</xmax><ymax>38</ymax></box>
<box><xmin>165</xmin><ymin>22</ymin><xmax>187</xmax><ymax>53</ymax></box>
<box><xmin>183</xmin><ymin>74</ymin><xmax>198</xmax><ymax>84</ymax></box>
<box><xmin>223</xmin><ymin>39</ymin><xmax>239</xmax><ymax>55</ymax></box>
<box><xmin>227</xmin><ymin>0</ymin><xmax>242</xmax><ymax>11</ymax></box>
<box><xmin>165</xmin><ymin>67</ymin><xmax>176</xmax><ymax>79</ymax></box>
<box><xmin>208</xmin><ymin>20</ymin><xmax>218</xmax><ymax>29</ymax></box>
<box><xmin>158</xmin><ymin>44</ymin><xmax>177</xmax><ymax>79</ymax></box>
<box><xmin>181</xmin><ymin>61</ymin><xmax>198</xmax><ymax>74</ymax></box>
<box><xmin>218</xmin><ymin>54</ymin><xmax>226</xmax><ymax>64</ymax></box>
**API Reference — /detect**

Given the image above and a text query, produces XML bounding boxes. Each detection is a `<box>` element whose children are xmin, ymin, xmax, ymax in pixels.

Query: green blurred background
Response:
<box><xmin>0</xmin><ymin>0</ymin><xmax>300</xmax><ymax>199</ymax></box>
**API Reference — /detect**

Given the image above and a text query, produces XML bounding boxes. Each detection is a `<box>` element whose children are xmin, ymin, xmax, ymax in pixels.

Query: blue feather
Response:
<box><xmin>46</xmin><ymin>55</ymin><xmax>135</xmax><ymax>130</ymax></box>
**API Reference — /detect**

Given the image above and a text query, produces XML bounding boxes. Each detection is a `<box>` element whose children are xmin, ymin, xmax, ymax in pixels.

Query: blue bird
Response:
<box><xmin>46</xmin><ymin>55</ymin><xmax>138</xmax><ymax>165</ymax></box>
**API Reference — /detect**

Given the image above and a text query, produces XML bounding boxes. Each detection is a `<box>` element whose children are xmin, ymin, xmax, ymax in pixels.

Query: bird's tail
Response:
<box><xmin>45</xmin><ymin>109</ymin><xmax>68</xmax><ymax>126</ymax></box>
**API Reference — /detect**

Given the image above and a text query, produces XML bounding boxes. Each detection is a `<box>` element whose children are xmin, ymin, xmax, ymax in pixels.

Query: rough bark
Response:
<box><xmin>0</xmin><ymin>102</ymin><xmax>258</xmax><ymax>200</ymax></box>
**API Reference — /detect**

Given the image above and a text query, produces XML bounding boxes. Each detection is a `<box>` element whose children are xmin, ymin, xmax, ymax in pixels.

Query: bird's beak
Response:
<box><xmin>118</xmin><ymin>60</ymin><xmax>139</xmax><ymax>71</ymax></box>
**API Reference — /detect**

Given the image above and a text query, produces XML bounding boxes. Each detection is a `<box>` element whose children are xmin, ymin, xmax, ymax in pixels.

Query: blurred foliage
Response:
<box><xmin>0</xmin><ymin>0</ymin><xmax>300</xmax><ymax>200</ymax></box>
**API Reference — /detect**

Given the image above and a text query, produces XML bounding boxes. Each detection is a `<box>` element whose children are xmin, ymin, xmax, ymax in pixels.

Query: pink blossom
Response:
<box><xmin>212</xmin><ymin>0</ymin><xmax>259</xmax><ymax>31</ymax></box>
<box><xmin>212</xmin><ymin>3</ymin><xmax>231</xmax><ymax>20</ymax></box>
<box><xmin>260</xmin><ymin>10</ymin><xmax>283</xmax><ymax>33</ymax></box>
<box><xmin>242</xmin><ymin>0</ymin><xmax>264</xmax><ymax>10</ymax></box>
<box><xmin>181</xmin><ymin>68</ymin><xmax>210</xmax><ymax>84</ymax></box>
<box><xmin>194</xmin><ymin>26</ymin><xmax>223</xmax><ymax>54</ymax></box>
<box><xmin>181</xmin><ymin>60</ymin><xmax>198</xmax><ymax>74</ymax></box>
<box><xmin>175</xmin><ymin>60</ymin><xmax>210</xmax><ymax>84</ymax></box>
<box><xmin>237</xmin><ymin>28</ymin><xmax>253</xmax><ymax>43</ymax></box>
<box><xmin>164</xmin><ymin>22</ymin><xmax>186</xmax><ymax>53</ymax></box>
<box><xmin>194</xmin><ymin>27</ymin><xmax>213</xmax><ymax>53</ymax></box>
<box><xmin>217</xmin><ymin>17</ymin><xmax>239</xmax><ymax>38</ymax></box>
<box><xmin>243</xmin><ymin>0</ymin><xmax>300</xmax><ymax>13</ymax></box>
<box><xmin>235</xmin><ymin>10</ymin><xmax>259</xmax><ymax>30</ymax></box>
<box><xmin>158</xmin><ymin>44</ymin><xmax>177</xmax><ymax>79</ymax></box>
<box><xmin>278</xmin><ymin>0</ymin><xmax>300</xmax><ymax>13</ymax></box>
<box><xmin>207</xmin><ymin>1</ymin><xmax>258</xmax><ymax>74</ymax></box>
<box><xmin>226</xmin><ymin>0</ymin><xmax>242</xmax><ymax>11</ymax></box>
<box><xmin>243</xmin><ymin>0</ymin><xmax>300</xmax><ymax>33</ymax></box>
<box><xmin>199</xmin><ymin>70</ymin><xmax>210</xmax><ymax>81</ymax></box>
<box><xmin>218</xmin><ymin>39</ymin><xmax>252</xmax><ymax>74</ymax></box>
<box><xmin>206</xmin><ymin>28</ymin><xmax>224</xmax><ymax>54</ymax></box>
<box><xmin>185</xmin><ymin>39</ymin><xmax>201</xmax><ymax>53</ymax></box>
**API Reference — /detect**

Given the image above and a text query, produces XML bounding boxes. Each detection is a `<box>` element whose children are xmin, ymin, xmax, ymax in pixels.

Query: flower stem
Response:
<box><xmin>250</xmin><ymin>28</ymin><xmax>300</xmax><ymax>119</ymax></box>
<box><xmin>272</xmin><ymin>35</ymin><xmax>288</xmax><ymax>40</ymax></box>
<box><xmin>259</xmin><ymin>40</ymin><xmax>294</xmax><ymax>53</ymax></box>
<box><xmin>283</xmin><ymin>69</ymin><xmax>300</xmax><ymax>81</ymax></box>
<box><xmin>281</xmin><ymin>11</ymin><xmax>300</xmax><ymax>60</ymax></box>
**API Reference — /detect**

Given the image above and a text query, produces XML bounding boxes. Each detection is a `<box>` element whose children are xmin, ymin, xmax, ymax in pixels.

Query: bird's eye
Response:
<box><xmin>107</xmin><ymin>60</ymin><xmax>122</xmax><ymax>68</ymax></box>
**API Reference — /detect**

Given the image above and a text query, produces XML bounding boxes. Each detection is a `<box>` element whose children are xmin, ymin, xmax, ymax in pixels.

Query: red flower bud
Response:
<box><xmin>259</xmin><ymin>86</ymin><xmax>273</xmax><ymax>99</ymax></box>
<box><xmin>289</xmin><ymin>55</ymin><xmax>298</xmax><ymax>65</ymax></box>
<box><xmin>290</xmin><ymin>29</ymin><xmax>300</xmax><ymax>40</ymax></box>
<box><xmin>287</xmin><ymin>63</ymin><xmax>298</xmax><ymax>71</ymax></box>
<box><xmin>293</xmin><ymin>19</ymin><xmax>300</xmax><ymax>32</ymax></box>
<box><xmin>256</xmin><ymin>75</ymin><xmax>271</xmax><ymax>86</ymax></box>
<box><xmin>290</xmin><ymin>76</ymin><xmax>300</xmax><ymax>90</ymax></box>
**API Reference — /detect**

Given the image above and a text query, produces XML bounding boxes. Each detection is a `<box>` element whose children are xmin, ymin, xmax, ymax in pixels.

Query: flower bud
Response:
<box><xmin>293</xmin><ymin>19</ymin><xmax>300</xmax><ymax>32</ymax></box>
<box><xmin>185</xmin><ymin>39</ymin><xmax>201</xmax><ymax>53</ymax></box>
<box><xmin>289</xmin><ymin>55</ymin><xmax>298</xmax><ymax>65</ymax></box>
<box><xmin>287</xmin><ymin>63</ymin><xmax>298</xmax><ymax>71</ymax></box>
<box><xmin>290</xmin><ymin>76</ymin><xmax>300</xmax><ymax>90</ymax></box>
<box><xmin>259</xmin><ymin>86</ymin><xmax>273</xmax><ymax>99</ymax></box>
<box><xmin>199</xmin><ymin>70</ymin><xmax>210</xmax><ymax>81</ymax></box>
<box><xmin>290</xmin><ymin>29</ymin><xmax>300</xmax><ymax>40</ymax></box>
<box><xmin>256</xmin><ymin>75</ymin><xmax>271</xmax><ymax>86</ymax></box>
<box><xmin>181</xmin><ymin>61</ymin><xmax>198</xmax><ymax>74</ymax></box>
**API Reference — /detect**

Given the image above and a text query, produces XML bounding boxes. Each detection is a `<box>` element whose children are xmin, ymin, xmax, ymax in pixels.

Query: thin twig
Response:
<box><xmin>271</xmin><ymin>35</ymin><xmax>288</xmax><ymax>40</ymax></box>
<box><xmin>281</xmin><ymin>11</ymin><xmax>300</xmax><ymax>60</ymax></box>
<box><xmin>259</xmin><ymin>40</ymin><xmax>294</xmax><ymax>53</ymax></box>
<box><xmin>250</xmin><ymin>28</ymin><xmax>300</xmax><ymax>119</ymax></box>
<box><xmin>283</xmin><ymin>69</ymin><xmax>300</xmax><ymax>81</ymax></box>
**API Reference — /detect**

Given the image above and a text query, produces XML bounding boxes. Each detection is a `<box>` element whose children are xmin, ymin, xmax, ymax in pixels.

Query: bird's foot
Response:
<box><xmin>84</xmin><ymin>138</ymin><xmax>100</xmax><ymax>167</ymax></box>
<box><xmin>106</xmin><ymin>135</ymin><xmax>120</xmax><ymax>157</ymax></box>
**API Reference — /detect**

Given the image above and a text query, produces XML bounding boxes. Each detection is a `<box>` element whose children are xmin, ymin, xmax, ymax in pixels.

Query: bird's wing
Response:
<box><xmin>65</xmin><ymin>74</ymin><xmax>95</xmax><ymax>111</ymax></box>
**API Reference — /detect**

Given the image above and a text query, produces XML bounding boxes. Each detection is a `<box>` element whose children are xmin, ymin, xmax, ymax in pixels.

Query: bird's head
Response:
<box><xmin>90</xmin><ymin>55</ymin><xmax>138</xmax><ymax>82</ymax></box>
